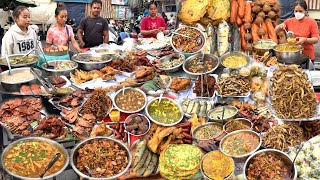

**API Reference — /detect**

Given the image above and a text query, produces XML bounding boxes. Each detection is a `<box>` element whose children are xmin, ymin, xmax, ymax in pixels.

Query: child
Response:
<box><xmin>1</xmin><ymin>6</ymin><xmax>37</xmax><ymax>56</ymax></box>
<box><xmin>46</xmin><ymin>6</ymin><xmax>83</xmax><ymax>54</ymax></box>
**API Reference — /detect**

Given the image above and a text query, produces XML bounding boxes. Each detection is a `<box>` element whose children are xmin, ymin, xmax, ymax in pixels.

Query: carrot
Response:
<box><xmin>240</xmin><ymin>25</ymin><xmax>246</xmax><ymax>51</ymax></box>
<box><xmin>265</xmin><ymin>18</ymin><xmax>278</xmax><ymax>43</ymax></box>
<box><xmin>236</xmin><ymin>16</ymin><xmax>242</xmax><ymax>26</ymax></box>
<box><xmin>261</xmin><ymin>22</ymin><xmax>269</xmax><ymax>39</ymax></box>
<box><xmin>244</xmin><ymin>2</ymin><xmax>253</xmax><ymax>23</ymax></box>
<box><xmin>251</xmin><ymin>23</ymin><xmax>261</xmax><ymax>42</ymax></box>
<box><xmin>238</xmin><ymin>0</ymin><xmax>246</xmax><ymax>18</ymax></box>
<box><xmin>230</xmin><ymin>0</ymin><xmax>238</xmax><ymax>24</ymax></box>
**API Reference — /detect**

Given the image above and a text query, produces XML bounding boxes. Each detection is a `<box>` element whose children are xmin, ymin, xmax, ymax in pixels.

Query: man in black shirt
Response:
<box><xmin>77</xmin><ymin>0</ymin><xmax>109</xmax><ymax>48</ymax></box>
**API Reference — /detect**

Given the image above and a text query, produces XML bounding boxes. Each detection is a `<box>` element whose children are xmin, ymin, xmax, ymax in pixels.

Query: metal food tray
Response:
<box><xmin>267</xmin><ymin>69</ymin><xmax>320</xmax><ymax>121</ymax></box>
<box><xmin>182</xmin><ymin>97</ymin><xmax>216</xmax><ymax>118</ymax></box>
<box><xmin>43</xmin><ymin>50</ymin><xmax>68</xmax><ymax>56</ymax></box>
<box><xmin>190</xmin><ymin>74</ymin><xmax>218</xmax><ymax>98</ymax></box>
<box><xmin>215</xmin><ymin>75</ymin><xmax>251</xmax><ymax>98</ymax></box>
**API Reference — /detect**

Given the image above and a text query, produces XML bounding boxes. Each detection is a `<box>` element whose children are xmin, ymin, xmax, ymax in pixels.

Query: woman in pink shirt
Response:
<box><xmin>46</xmin><ymin>6</ymin><xmax>83</xmax><ymax>53</ymax></box>
<box><xmin>140</xmin><ymin>2</ymin><xmax>168</xmax><ymax>38</ymax></box>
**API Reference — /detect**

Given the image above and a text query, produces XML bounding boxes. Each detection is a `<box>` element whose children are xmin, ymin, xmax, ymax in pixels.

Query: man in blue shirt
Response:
<box><xmin>278</xmin><ymin>0</ymin><xmax>295</xmax><ymax>21</ymax></box>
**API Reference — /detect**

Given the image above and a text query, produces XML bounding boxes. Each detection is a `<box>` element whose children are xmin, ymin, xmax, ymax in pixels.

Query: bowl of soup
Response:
<box><xmin>113</xmin><ymin>87</ymin><xmax>147</xmax><ymax>114</ymax></box>
<box><xmin>145</xmin><ymin>97</ymin><xmax>183</xmax><ymax>126</ymax></box>
<box><xmin>223</xmin><ymin>118</ymin><xmax>253</xmax><ymax>133</ymax></box>
<box><xmin>207</xmin><ymin>106</ymin><xmax>238</xmax><ymax>123</ymax></box>
<box><xmin>219</xmin><ymin>130</ymin><xmax>261</xmax><ymax>159</ymax></box>
<box><xmin>1</xmin><ymin>137</ymin><xmax>69</xmax><ymax>180</ymax></box>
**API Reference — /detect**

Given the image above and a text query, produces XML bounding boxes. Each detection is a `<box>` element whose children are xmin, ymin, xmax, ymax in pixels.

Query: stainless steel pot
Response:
<box><xmin>253</xmin><ymin>39</ymin><xmax>277</xmax><ymax>56</ymax></box>
<box><xmin>0</xmin><ymin>67</ymin><xmax>42</xmax><ymax>91</ymax></box>
<box><xmin>1</xmin><ymin>137</ymin><xmax>69</xmax><ymax>180</ymax></box>
<box><xmin>0</xmin><ymin>54</ymin><xmax>39</xmax><ymax>68</ymax></box>
<box><xmin>41</xmin><ymin>60</ymin><xmax>78</xmax><ymax>77</ymax></box>
<box><xmin>70</xmin><ymin>137</ymin><xmax>132</xmax><ymax>180</ymax></box>
<box><xmin>273</xmin><ymin>44</ymin><xmax>303</xmax><ymax>64</ymax></box>
<box><xmin>243</xmin><ymin>149</ymin><xmax>298</xmax><ymax>180</ymax></box>
<box><xmin>71</xmin><ymin>53</ymin><xmax>112</xmax><ymax>71</ymax></box>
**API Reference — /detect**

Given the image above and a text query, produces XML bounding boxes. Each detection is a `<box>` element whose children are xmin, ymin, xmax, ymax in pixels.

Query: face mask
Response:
<box><xmin>295</xmin><ymin>12</ymin><xmax>305</xmax><ymax>20</ymax></box>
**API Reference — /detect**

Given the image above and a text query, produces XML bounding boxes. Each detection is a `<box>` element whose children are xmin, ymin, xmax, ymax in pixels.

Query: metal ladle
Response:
<box><xmin>284</xmin><ymin>29</ymin><xmax>294</xmax><ymax>38</ymax></box>
<box><xmin>22</xmin><ymin>48</ymin><xmax>35</xmax><ymax>59</ymax></box>
<box><xmin>40</xmin><ymin>153</ymin><xmax>61</xmax><ymax>178</ymax></box>
<box><xmin>172</xmin><ymin>32</ymin><xmax>202</xmax><ymax>45</ymax></box>
<box><xmin>36</xmin><ymin>39</ymin><xmax>55</xmax><ymax>69</ymax></box>
<box><xmin>4</xmin><ymin>54</ymin><xmax>12</xmax><ymax>76</ymax></box>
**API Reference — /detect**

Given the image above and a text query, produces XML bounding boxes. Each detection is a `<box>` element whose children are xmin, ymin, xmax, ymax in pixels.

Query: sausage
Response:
<box><xmin>182</xmin><ymin>128</ymin><xmax>190</xmax><ymax>133</ymax></box>
<box><xmin>182</xmin><ymin>139</ymin><xmax>192</xmax><ymax>144</ymax></box>
<box><xmin>261</xmin><ymin>22</ymin><xmax>269</xmax><ymax>39</ymax></box>
<box><xmin>230</xmin><ymin>0</ymin><xmax>238</xmax><ymax>24</ymax></box>
<box><xmin>236</xmin><ymin>16</ymin><xmax>242</xmax><ymax>26</ymax></box>
<box><xmin>109</xmin><ymin>124</ymin><xmax>117</xmax><ymax>129</ymax></box>
<box><xmin>176</xmin><ymin>122</ymin><xmax>191</xmax><ymax>128</ymax></box>
<box><xmin>238</xmin><ymin>0</ymin><xmax>246</xmax><ymax>18</ymax></box>
<box><xmin>251</xmin><ymin>23</ymin><xmax>261</xmax><ymax>42</ymax></box>
<box><xmin>114</xmin><ymin>129</ymin><xmax>121</xmax><ymax>137</ymax></box>
<box><xmin>116</xmin><ymin>123</ymin><xmax>120</xmax><ymax>130</ymax></box>
<box><xmin>182</xmin><ymin>132</ymin><xmax>192</xmax><ymax>140</ymax></box>
<box><xmin>244</xmin><ymin>2</ymin><xmax>253</xmax><ymax>23</ymax></box>
<box><xmin>123</xmin><ymin>133</ymin><xmax>128</xmax><ymax>143</ymax></box>
<box><xmin>265</xmin><ymin>18</ymin><xmax>278</xmax><ymax>43</ymax></box>
<box><xmin>240</xmin><ymin>25</ymin><xmax>246</xmax><ymax>51</ymax></box>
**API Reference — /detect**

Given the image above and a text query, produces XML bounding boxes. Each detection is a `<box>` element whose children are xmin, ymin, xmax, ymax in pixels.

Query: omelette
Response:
<box><xmin>159</xmin><ymin>144</ymin><xmax>203</xmax><ymax>179</ymax></box>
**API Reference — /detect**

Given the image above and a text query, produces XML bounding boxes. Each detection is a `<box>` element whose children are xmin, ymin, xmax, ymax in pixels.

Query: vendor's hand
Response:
<box><xmin>278</xmin><ymin>23</ymin><xmax>286</xmax><ymax>30</ymax></box>
<box><xmin>79</xmin><ymin>41</ymin><xmax>85</xmax><ymax>48</ymax></box>
<box><xmin>295</xmin><ymin>37</ymin><xmax>307</xmax><ymax>45</ymax></box>
<box><xmin>159</xmin><ymin>27</ymin><xmax>165</xmax><ymax>31</ymax></box>
<box><xmin>78</xmin><ymin>49</ymin><xmax>85</xmax><ymax>53</ymax></box>
<box><xmin>151</xmin><ymin>29</ymin><xmax>161</xmax><ymax>34</ymax></box>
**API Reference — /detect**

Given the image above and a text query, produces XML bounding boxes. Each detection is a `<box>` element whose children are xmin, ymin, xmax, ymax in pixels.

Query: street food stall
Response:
<box><xmin>0</xmin><ymin>0</ymin><xmax>320</xmax><ymax>179</ymax></box>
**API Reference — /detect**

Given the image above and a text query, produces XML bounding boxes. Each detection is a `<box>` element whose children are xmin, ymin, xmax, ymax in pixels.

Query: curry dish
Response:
<box><xmin>222</xmin><ymin>131</ymin><xmax>260</xmax><ymax>156</ymax></box>
<box><xmin>172</xmin><ymin>27</ymin><xmax>203</xmax><ymax>53</ymax></box>
<box><xmin>115</xmin><ymin>89</ymin><xmax>146</xmax><ymax>112</ymax></box>
<box><xmin>3</xmin><ymin>140</ymin><xmax>66</xmax><ymax>178</ymax></box>
<box><xmin>147</xmin><ymin>99</ymin><xmax>181</xmax><ymax>124</ymax></box>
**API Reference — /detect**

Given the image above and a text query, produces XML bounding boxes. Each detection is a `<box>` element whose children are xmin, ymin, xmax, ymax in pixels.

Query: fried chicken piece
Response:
<box><xmin>147</xmin><ymin>127</ymin><xmax>176</xmax><ymax>153</ymax></box>
<box><xmin>101</xmin><ymin>66</ymin><xmax>121</xmax><ymax>76</ymax></box>
<box><xmin>62</xmin><ymin>108</ymin><xmax>79</xmax><ymax>123</ymax></box>
<box><xmin>169</xmin><ymin>77</ymin><xmax>191</xmax><ymax>92</ymax></box>
<box><xmin>134</xmin><ymin>66</ymin><xmax>154</xmax><ymax>79</ymax></box>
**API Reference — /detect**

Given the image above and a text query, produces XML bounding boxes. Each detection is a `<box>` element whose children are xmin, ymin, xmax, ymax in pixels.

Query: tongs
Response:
<box><xmin>30</xmin><ymin>67</ymin><xmax>56</xmax><ymax>92</ymax></box>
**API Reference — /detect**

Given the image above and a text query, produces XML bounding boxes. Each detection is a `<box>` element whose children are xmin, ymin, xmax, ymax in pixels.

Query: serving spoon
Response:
<box><xmin>172</xmin><ymin>32</ymin><xmax>202</xmax><ymax>46</ymax></box>
<box><xmin>4</xmin><ymin>54</ymin><xmax>12</xmax><ymax>76</ymax></box>
<box><xmin>40</xmin><ymin>153</ymin><xmax>61</xmax><ymax>178</ymax></box>
<box><xmin>22</xmin><ymin>48</ymin><xmax>35</xmax><ymax>59</ymax></box>
<box><xmin>85</xmin><ymin>165</ymin><xmax>92</xmax><ymax>177</ymax></box>
<box><xmin>36</xmin><ymin>39</ymin><xmax>55</xmax><ymax>69</ymax></box>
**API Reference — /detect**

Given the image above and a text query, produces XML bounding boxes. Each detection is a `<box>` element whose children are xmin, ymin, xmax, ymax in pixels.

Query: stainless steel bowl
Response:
<box><xmin>0</xmin><ymin>54</ymin><xmax>39</xmax><ymax>68</ymax></box>
<box><xmin>219</xmin><ymin>130</ymin><xmax>261</xmax><ymax>159</ymax></box>
<box><xmin>220</xmin><ymin>52</ymin><xmax>250</xmax><ymax>69</ymax></box>
<box><xmin>70</xmin><ymin>137</ymin><xmax>132</xmax><ymax>180</ymax></box>
<box><xmin>253</xmin><ymin>39</ymin><xmax>277</xmax><ymax>56</ymax></box>
<box><xmin>192</xmin><ymin>122</ymin><xmax>224</xmax><ymax>141</ymax></box>
<box><xmin>41</xmin><ymin>60</ymin><xmax>78</xmax><ymax>77</ymax></box>
<box><xmin>273</xmin><ymin>43</ymin><xmax>303</xmax><ymax>64</ymax></box>
<box><xmin>71</xmin><ymin>53</ymin><xmax>112</xmax><ymax>70</ymax></box>
<box><xmin>158</xmin><ymin>53</ymin><xmax>185</xmax><ymax>73</ymax></box>
<box><xmin>223</xmin><ymin>118</ymin><xmax>253</xmax><ymax>134</ymax></box>
<box><xmin>243</xmin><ymin>149</ymin><xmax>298</xmax><ymax>180</ymax></box>
<box><xmin>113</xmin><ymin>87</ymin><xmax>147</xmax><ymax>114</ymax></box>
<box><xmin>183</xmin><ymin>53</ymin><xmax>220</xmax><ymax>77</ymax></box>
<box><xmin>145</xmin><ymin>97</ymin><xmax>184</xmax><ymax>126</ymax></box>
<box><xmin>0</xmin><ymin>67</ymin><xmax>42</xmax><ymax>91</ymax></box>
<box><xmin>207</xmin><ymin>106</ymin><xmax>238</xmax><ymax>123</ymax></box>
<box><xmin>170</xmin><ymin>26</ymin><xmax>206</xmax><ymax>57</ymax></box>
<box><xmin>1</xmin><ymin>137</ymin><xmax>69</xmax><ymax>180</ymax></box>
<box><xmin>124</xmin><ymin>113</ymin><xmax>151</xmax><ymax>136</ymax></box>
